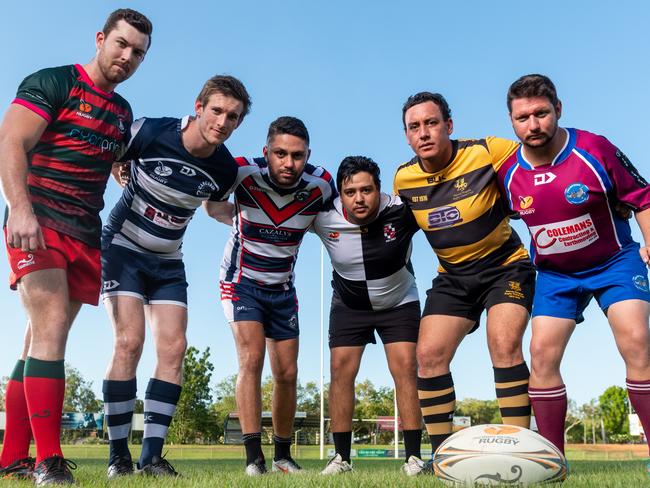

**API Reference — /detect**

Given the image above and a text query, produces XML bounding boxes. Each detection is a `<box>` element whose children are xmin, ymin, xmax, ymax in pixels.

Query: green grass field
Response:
<box><xmin>2</xmin><ymin>445</ymin><xmax>647</xmax><ymax>487</ymax></box>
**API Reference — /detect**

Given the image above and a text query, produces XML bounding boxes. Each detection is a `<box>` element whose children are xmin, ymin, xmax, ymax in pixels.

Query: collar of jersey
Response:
<box><xmin>516</xmin><ymin>127</ymin><xmax>575</xmax><ymax>170</ymax></box>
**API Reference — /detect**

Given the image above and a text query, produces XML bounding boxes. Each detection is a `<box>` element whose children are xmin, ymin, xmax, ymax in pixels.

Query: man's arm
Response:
<box><xmin>0</xmin><ymin>104</ymin><xmax>49</xmax><ymax>251</ymax></box>
<box><xmin>635</xmin><ymin>208</ymin><xmax>650</xmax><ymax>265</ymax></box>
<box><xmin>203</xmin><ymin>201</ymin><xmax>234</xmax><ymax>226</ymax></box>
<box><xmin>110</xmin><ymin>162</ymin><xmax>131</xmax><ymax>187</ymax></box>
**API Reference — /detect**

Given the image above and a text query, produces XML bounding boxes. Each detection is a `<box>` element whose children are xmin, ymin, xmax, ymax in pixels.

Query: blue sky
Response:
<box><xmin>1</xmin><ymin>1</ymin><xmax>649</xmax><ymax>407</ymax></box>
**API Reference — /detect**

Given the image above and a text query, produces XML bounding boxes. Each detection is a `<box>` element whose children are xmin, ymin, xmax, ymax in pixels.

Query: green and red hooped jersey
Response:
<box><xmin>10</xmin><ymin>64</ymin><xmax>133</xmax><ymax>248</ymax></box>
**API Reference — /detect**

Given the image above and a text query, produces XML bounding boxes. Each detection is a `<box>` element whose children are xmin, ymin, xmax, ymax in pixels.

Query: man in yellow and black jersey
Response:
<box><xmin>393</xmin><ymin>92</ymin><xmax>535</xmax><ymax>461</ymax></box>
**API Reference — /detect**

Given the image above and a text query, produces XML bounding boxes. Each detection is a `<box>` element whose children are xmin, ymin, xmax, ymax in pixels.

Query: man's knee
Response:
<box><xmin>416</xmin><ymin>341</ymin><xmax>451</xmax><ymax>372</ymax></box>
<box><xmin>489</xmin><ymin>336</ymin><xmax>523</xmax><ymax>366</ymax></box>
<box><xmin>529</xmin><ymin>341</ymin><xmax>561</xmax><ymax>376</ymax></box>
<box><xmin>274</xmin><ymin>364</ymin><xmax>298</xmax><ymax>386</ymax></box>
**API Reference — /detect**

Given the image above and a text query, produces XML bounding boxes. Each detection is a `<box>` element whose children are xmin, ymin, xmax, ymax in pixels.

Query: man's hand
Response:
<box><xmin>640</xmin><ymin>245</ymin><xmax>650</xmax><ymax>266</ymax></box>
<box><xmin>6</xmin><ymin>205</ymin><xmax>45</xmax><ymax>251</ymax></box>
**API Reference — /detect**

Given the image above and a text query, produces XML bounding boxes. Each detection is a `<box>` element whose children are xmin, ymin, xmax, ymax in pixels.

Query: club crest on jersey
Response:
<box><xmin>565</xmin><ymin>183</ymin><xmax>589</xmax><ymax>205</ymax></box>
<box><xmin>384</xmin><ymin>223</ymin><xmax>397</xmax><ymax>242</ymax></box>
<box><xmin>428</xmin><ymin>206</ymin><xmax>462</xmax><ymax>229</ymax></box>
<box><xmin>294</xmin><ymin>189</ymin><xmax>311</xmax><ymax>202</ymax></box>
<box><xmin>633</xmin><ymin>275</ymin><xmax>649</xmax><ymax>292</ymax></box>
<box><xmin>116</xmin><ymin>115</ymin><xmax>126</xmax><ymax>134</ymax></box>
<box><xmin>154</xmin><ymin>161</ymin><xmax>173</xmax><ymax>177</ymax></box>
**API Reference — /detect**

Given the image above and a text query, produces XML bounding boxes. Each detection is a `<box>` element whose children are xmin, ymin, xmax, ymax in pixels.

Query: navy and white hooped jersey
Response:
<box><xmin>313</xmin><ymin>193</ymin><xmax>420</xmax><ymax>311</ymax></box>
<box><xmin>103</xmin><ymin>116</ymin><xmax>239</xmax><ymax>258</ymax></box>
<box><xmin>220</xmin><ymin>157</ymin><xmax>336</xmax><ymax>289</ymax></box>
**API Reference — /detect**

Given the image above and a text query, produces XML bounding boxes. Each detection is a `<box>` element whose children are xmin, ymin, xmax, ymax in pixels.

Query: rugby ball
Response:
<box><xmin>432</xmin><ymin>424</ymin><xmax>567</xmax><ymax>486</ymax></box>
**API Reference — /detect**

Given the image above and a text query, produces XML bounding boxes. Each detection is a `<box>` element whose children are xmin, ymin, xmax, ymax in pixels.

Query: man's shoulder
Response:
<box><xmin>303</xmin><ymin>163</ymin><xmax>333</xmax><ymax>182</ymax></box>
<box><xmin>395</xmin><ymin>156</ymin><xmax>420</xmax><ymax>175</ymax></box>
<box><xmin>572</xmin><ymin>127</ymin><xmax>614</xmax><ymax>155</ymax></box>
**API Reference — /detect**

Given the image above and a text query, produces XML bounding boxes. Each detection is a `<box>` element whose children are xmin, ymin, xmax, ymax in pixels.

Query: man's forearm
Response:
<box><xmin>0</xmin><ymin>136</ymin><xmax>33</xmax><ymax>212</ymax></box>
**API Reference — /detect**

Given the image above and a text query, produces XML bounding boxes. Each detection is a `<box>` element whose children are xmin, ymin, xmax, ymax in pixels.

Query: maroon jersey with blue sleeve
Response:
<box><xmin>9</xmin><ymin>64</ymin><xmax>133</xmax><ymax>248</ymax></box>
<box><xmin>498</xmin><ymin>128</ymin><xmax>650</xmax><ymax>273</ymax></box>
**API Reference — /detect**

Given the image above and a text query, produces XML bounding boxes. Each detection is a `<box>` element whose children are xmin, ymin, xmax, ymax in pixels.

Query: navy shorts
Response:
<box><xmin>533</xmin><ymin>243</ymin><xmax>650</xmax><ymax>323</ymax></box>
<box><xmin>101</xmin><ymin>243</ymin><xmax>188</xmax><ymax>307</ymax></box>
<box><xmin>220</xmin><ymin>280</ymin><xmax>299</xmax><ymax>340</ymax></box>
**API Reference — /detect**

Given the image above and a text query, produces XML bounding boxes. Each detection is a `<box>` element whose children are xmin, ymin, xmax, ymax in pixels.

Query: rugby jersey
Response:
<box><xmin>9</xmin><ymin>64</ymin><xmax>132</xmax><ymax>248</ymax></box>
<box><xmin>312</xmin><ymin>193</ymin><xmax>419</xmax><ymax>311</ymax></box>
<box><xmin>394</xmin><ymin>137</ymin><xmax>529</xmax><ymax>274</ymax></box>
<box><xmin>499</xmin><ymin>128</ymin><xmax>650</xmax><ymax>273</ymax></box>
<box><xmin>220</xmin><ymin>157</ymin><xmax>335</xmax><ymax>289</ymax></box>
<box><xmin>102</xmin><ymin>116</ymin><xmax>239</xmax><ymax>258</ymax></box>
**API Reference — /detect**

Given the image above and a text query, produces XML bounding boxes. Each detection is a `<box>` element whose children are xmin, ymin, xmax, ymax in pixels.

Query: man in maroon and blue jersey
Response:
<box><xmin>498</xmin><ymin>74</ymin><xmax>650</xmax><ymax>460</ymax></box>
<box><xmin>0</xmin><ymin>9</ymin><xmax>151</xmax><ymax>485</ymax></box>
<box><xmin>219</xmin><ymin>117</ymin><xmax>336</xmax><ymax>475</ymax></box>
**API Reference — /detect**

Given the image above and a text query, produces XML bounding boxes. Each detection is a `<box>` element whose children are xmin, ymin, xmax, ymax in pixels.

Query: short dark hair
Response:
<box><xmin>507</xmin><ymin>74</ymin><xmax>559</xmax><ymax>113</ymax></box>
<box><xmin>267</xmin><ymin>116</ymin><xmax>309</xmax><ymax>145</ymax></box>
<box><xmin>336</xmin><ymin>156</ymin><xmax>381</xmax><ymax>192</ymax></box>
<box><xmin>402</xmin><ymin>92</ymin><xmax>451</xmax><ymax>128</ymax></box>
<box><xmin>196</xmin><ymin>75</ymin><xmax>252</xmax><ymax>119</ymax></box>
<box><xmin>103</xmin><ymin>9</ymin><xmax>153</xmax><ymax>50</ymax></box>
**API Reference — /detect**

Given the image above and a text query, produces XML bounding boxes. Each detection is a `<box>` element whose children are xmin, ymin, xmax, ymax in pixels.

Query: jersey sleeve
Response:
<box><xmin>316</xmin><ymin>166</ymin><xmax>338</xmax><ymax>206</ymax></box>
<box><xmin>118</xmin><ymin>118</ymin><xmax>149</xmax><ymax>161</ymax></box>
<box><xmin>597</xmin><ymin>136</ymin><xmax>650</xmax><ymax>211</ymax></box>
<box><xmin>13</xmin><ymin>66</ymin><xmax>71</xmax><ymax>123</ymax></box>
<box><xmin>486</xmin><ymin>136</ymin><xmax>520</xmax><ymax>171</ymax></box>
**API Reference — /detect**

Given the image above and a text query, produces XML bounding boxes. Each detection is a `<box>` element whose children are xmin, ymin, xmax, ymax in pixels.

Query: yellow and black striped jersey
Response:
<box><xmin>393</xmin><ymin>137</ymin><xmax>529</xmax><ymax>274</ymax></box>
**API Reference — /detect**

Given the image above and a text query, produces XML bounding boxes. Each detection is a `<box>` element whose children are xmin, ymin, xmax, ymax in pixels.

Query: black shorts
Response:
<box><xmin>422</xmin><ymin>260</ymin><xmax>535</xmax><ymax>332</ymax></box>
<box><xmin>328</xmin><ymin>293</ymin><xmax>420</xmax><ymax>348</ymax></box>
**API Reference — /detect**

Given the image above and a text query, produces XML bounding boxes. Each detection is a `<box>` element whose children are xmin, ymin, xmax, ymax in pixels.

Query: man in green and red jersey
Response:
<box><xmin>0</xmin><ymin>9</ymin><xmax>152</xmax><ymax>485</ymax></box>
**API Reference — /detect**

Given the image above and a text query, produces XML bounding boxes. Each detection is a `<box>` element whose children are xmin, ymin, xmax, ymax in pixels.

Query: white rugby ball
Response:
<box><xmin>432</xmin><ymin>424</ymin><xmax>567</xmax><ymax>486</ymax></box>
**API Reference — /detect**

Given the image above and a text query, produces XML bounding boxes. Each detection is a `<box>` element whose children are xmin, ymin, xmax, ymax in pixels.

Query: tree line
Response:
<box><xmin>0</xmin><ymin>347</ymin><xmax>637</xmax><ymax>445</ymax></box>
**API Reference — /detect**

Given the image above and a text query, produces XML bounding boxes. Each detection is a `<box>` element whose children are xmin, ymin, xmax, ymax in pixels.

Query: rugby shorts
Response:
<box><xmin>328</xmin><ymin>291</ymin><xmax>420</xmax><ymax>348</ymax></box>
<box><xmin>220</xmin><ymin>279</ymin><xmax>299</xmax><ymax>340</ymax></box>
<box><xmin>533</xmin><ymin>243</ymin><xmax>650</xmax><ymax>323</ymax></box>
<box><xmin>101</xmin><ymin>243</ymin><xmax>188</xmax><ymax>307</ymax></box>
<box><xmin>4</xmin><ymin>225</ymin><xmax>101</xmax><ymax>305</ymax></box>
<box><xmin>423</xmin><ymin>259</ymin><xmax>535</xmax><ymax>332</ymax></box>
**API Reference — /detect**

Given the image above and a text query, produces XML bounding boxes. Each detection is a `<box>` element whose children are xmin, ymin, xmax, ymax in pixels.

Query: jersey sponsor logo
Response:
<box><xmin>16</xmin><ymin>253</ymin><xmax>35</xmax><ymax>270</ymax></box>
<box><xmin>410</xmin><ymin>194</ymin><xmax>428</xmax><ymax>203</ymax></box>
<box><xmin>383</xmin><ymin>223</ymin><xmax>397</xmax><ymax>242</ymax></box>
<box><xmin>154</xmin><ymin>161</ymin><xmax>173</xmax><ymax>177</ymax></box>
<box><xmin>68</xmin><ymin>128</ymin><xmax>121</xmax><ymax>155</ymax></box>
<box><xmin>564</xmin><ymin>183</ymin><xmax>589</xmax><ymax>205</ymax></box>
<box><xmin>295</xmin><ymin>190</ymin><xmax>311</xmax><ymax>202</ymax></box>
<box><xmin>633</xmin><ymin>275</ymin><xmax>649</xmax><ymax>292</ymax></box>
<box><xmin>427</xmin><ymin>206</ymin><xmax>462</xmax><ymax>229</ymax></box>
<box><xmin>103</xmin><ymin>280</ymin><xmax>120</xmax><ymax>291</ymax></box>
<box><xmin>529</xmin><ymin>214</ymin><xmax>599</xmax><ymax>255</ymax></box>
<box><xmin>534</xmin><ymin>172</ymin><xmax>557</xmax><ymax>185</ymax></box>
<box><xmin>143</xmin><ymin>205</ymin><xmax>189</xmax><ymax>229</ymax></box>
<box><xmin>427</xmin><ymin>175</ymin><xmax>445</xmax><ymax>184</ymax></box>
<box><xmin>197</xmin><ymin>180</ymin><xmax>217</xmax><ymax>197</ymax></box>
<box><xmin>180</xmin><ymin>166</ymin><xmax>196</xmax><ymax>177</ymax></box>
<box><xmin>518</xmin><ymin>195</ymin><xmax>535</xmax><ymax>215</ymax></box>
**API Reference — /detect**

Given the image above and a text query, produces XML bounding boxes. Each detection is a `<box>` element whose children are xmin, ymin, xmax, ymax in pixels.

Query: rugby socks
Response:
<box><xmin>243</xmin><ymin>432</ymin><xmax>263</xmax><ymax>464</ymax></box>
<box><xmin>626</xmin><ymin>378</ymin><xmax>650</xmax><ymax>455</ymax></box>
<box><xmin>139</xmin><ymin>378</ymin><xmax>181</xmax><ymax>468</ymax></box>
<box><xmin>403</xmin><ymin>429</ymin><xmax>422</xmax><ymax>461</ymax></box>
<box><xmin>103</xmin><ymin>378</ymin><xmax>137</xmax><ymax>465</ymax></box>
<box><xmin>528</xmin><ymin>384</ymin><xmax>567</xmax><ymax>454</ymax></box>
<box><xmin>332</xmin><ymin>431</ymin><xmax>352</xmax><ymax>462</ymax></box>
<box><xmin>273</xmin><ymin>434</ymin><xmax>292</xmax><ymax>461</ymax></box>
<box><xmin>23</xmin><ymin>357</ymin><xmax>65</xmax><ymax>463</ymax></box>
<box><xmin>417</xmin><ymin>373</ymin><xmax>455</xmax><ymax>453</ymax></box>
<box><xmin>494</xmin><ymin>362</ymin><xmax>531</xmax><ymax>428</ymax></box>
<box><xmin>0</xmin><ymin>360</ymin><xmax>32</xmax><ymax>467</ymax></box>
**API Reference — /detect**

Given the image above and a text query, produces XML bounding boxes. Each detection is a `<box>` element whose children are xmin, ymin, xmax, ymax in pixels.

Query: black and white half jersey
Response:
<box><xmin>313</xmin><ymin>193</ymin><xmax>420</xmax><ymax>311</ymax></box>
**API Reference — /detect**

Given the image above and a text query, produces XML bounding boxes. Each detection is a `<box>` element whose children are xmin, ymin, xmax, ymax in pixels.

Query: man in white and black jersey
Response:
<box><xmin>99</xmin><ymin>75</ymin><xmax>250</xmax><ymax>478</ymax></box>
<box><xmin>313</xmin><ymin>156</ymin><xmax>424</xmax><ymax>476</ymax></box>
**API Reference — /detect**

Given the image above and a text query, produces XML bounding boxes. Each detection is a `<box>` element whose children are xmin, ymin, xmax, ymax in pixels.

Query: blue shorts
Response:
<box><xmin>101</xmin><ymin>244</ymin><xmax>188</xmax><ymax>307</ymax></box>
<box><xmin>533</xmin><ymin>243</ymin><xmax>650</xmax><ymax>323</ymax></box>
<box><xmin>220</xmin><ymin>279</ymin><xmax>299</xmax><ymax>340</ymax></box>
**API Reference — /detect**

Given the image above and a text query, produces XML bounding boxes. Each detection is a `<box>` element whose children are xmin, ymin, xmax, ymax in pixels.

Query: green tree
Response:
<box><xmin>211</xmin><ymin>374</ymin><xmax>238</xmax><ymax>440</ymax></box>
<box><xmin>64</xmin><ymin>363</ymin><xmax>101</xmax><ymax>412</ymax></box>
<box><xmin>456</xmin><ymin>398</ymin><xmax>500</xmax><ymax>425</ymax></box>
<box><xmin>168</xmin><ymin>346</ymin><xmax>215</xmax><ymax>443</ymax></box>
<box><xmin>0</xmin><ymin>376</ymin><xmax>7</xmax><ymax>411</ymax></box>
<box><xmin>297</xmin><ymin>381</ymin><xmax>322</xmax><ymax>416</ymax></box>
<box><xmin>599</xmin><ymin>385</ymin><xmax>629</xmax><ymax>436</ymax></box>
